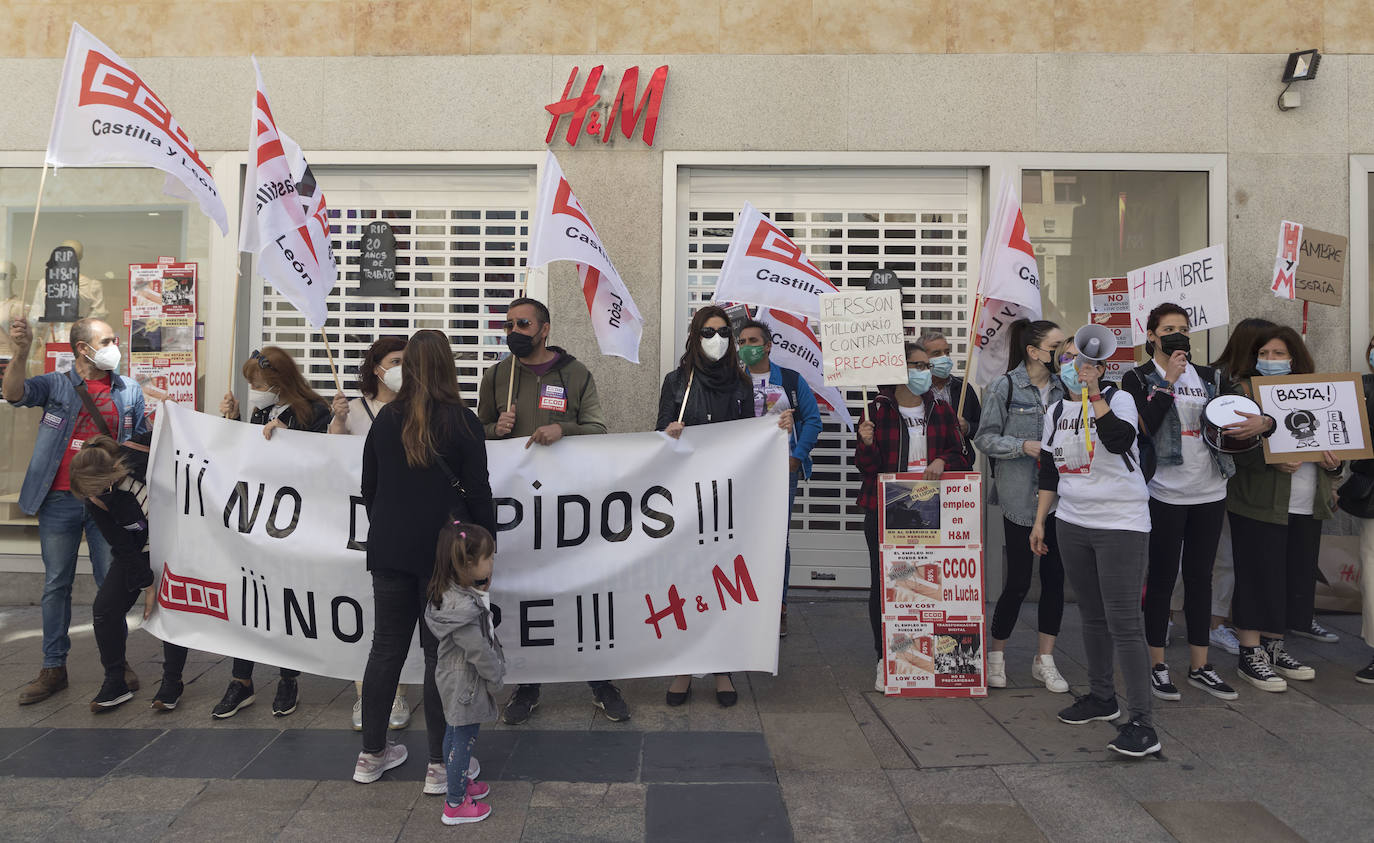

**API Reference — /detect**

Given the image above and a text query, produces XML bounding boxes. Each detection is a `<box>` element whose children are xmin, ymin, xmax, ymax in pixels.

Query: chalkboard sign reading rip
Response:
<box><xmin>41</xmin><ymin>246</ymin><xmax>80</xmax><ymax>323</ymax></box>
<box><xmin>359</xmin><ymin>220</ymin><xmax>398</xmax><ymax>296</ymax></box>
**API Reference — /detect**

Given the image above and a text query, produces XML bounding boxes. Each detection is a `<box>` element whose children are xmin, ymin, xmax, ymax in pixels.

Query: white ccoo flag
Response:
<box><xmin>239</xmin><ymin>58</ymin><xmax>336</xmax><ymax>328</ymax></box>
<box><xmin>529</xmin><ymin>151</ymin><xmax>642</xmax><ymax>363</ymax></box>
<box><xmin>970</xmin><ymin>177</ymin><xmax>1043</xmax><ymax>387</ymax></box>
<box><xmin>46</xmin><ymin>23</ymin><xmax>228</xmax><ymax>234</ymax></box>
<box><xmin>713</xmin><ymin>203</ymin><xmax>838</xmax><ymax>319</ymax></box>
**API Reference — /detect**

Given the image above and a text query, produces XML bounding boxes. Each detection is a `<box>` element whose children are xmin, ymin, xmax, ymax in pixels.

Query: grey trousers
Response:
<box><xmin>1056</xmin><ymin>519</ymin><xmax>1154</xmax><ymax>728</ymax></box>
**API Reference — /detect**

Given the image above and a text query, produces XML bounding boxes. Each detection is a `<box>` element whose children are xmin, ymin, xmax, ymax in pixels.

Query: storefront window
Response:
<box><xmin>1021</xmin><ymin>169</ymin><xmax>1210</xmax><ymax>355</ymax></box>
<box><xmin>1368</xmin><ymin>172</ymin><xmax>1373</xmax><ymax>350</ymax></box>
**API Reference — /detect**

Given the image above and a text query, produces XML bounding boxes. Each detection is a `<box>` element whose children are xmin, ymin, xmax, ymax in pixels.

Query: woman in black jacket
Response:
<box><xmin>353</xmin><ymin>329</ymin><xmax>496</xmax><ymax>796</ymax></box>
<box><xmin>656</xmin><ymin>305</ymin><xmax>792</xmax><ymax>707</ymax></box>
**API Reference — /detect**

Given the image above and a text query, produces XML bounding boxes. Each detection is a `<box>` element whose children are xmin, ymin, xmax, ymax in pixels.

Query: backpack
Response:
<box><xmin>1043</xmin><ymin>385</ymin><xmax>1156</xmax><ymax>482</ymax></box>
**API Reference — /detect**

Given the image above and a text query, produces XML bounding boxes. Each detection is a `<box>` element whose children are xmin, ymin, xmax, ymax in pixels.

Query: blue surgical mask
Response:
<box><xmin>1059</xmin><ymin>361</ymin><xmax>1083</xmax><ymax>394</ymax></box>
<box><xmin>1256</xmin><ymin>359</ymin><xmax>1292</xmax><ymax>377</ymax></box>
<box><xmin>930</xmin><ymin>356</ymin><xmax>954</xmax><ymax>379</ymax></box>
<box><xmin>1367</xmin><ymin>348</ymin><xmax>1374</xmax><ymax>369</ymax></box>
<box><xmin>907</xmin><ymin>369</ymin><xmax>933</xmax><ymax>395</ymax></box>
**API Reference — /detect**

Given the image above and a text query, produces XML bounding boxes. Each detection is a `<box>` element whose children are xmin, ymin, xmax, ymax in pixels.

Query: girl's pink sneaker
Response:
<box><xmin>442</xmin><ymin>796</ymin><xmax>491</xmax><ymax>825</ymax></box>
<box><xmin>467</xmin><ymin>781</ymin><xmax>491</xmax><ymax>800</ymax></box>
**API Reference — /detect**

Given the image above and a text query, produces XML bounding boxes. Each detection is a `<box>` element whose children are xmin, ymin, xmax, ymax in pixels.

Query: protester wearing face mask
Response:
<box><xmin>215</xmin><ymin>346</ymin><xmax>330</xmax><ymax>719</ymax></box>
<box><xmin>855</xmin><ymin>340</ymin><xmax>970</xmax><ymax>692</ymax></box>
<box><xmin>1226</xmin><ymin>326</ymin><xmax>1342</xmax><ymax>692</ymax></box>
<box><xmin>1354</xmin><ymin>335</ymin><xmax>1374</xmax><ymax>684</ymax></box>
<box><xmin>1121</xmin><ymin>303</ymin><xmax>1239</xmax><ymax>702</ymax></box>
<box><xmin>2</xmin><ymin>317</ymin><xmax>147</xmax><ymax>705</ymax></box>
<box><xmin>329</xmin><ymin>337</ymin><xmax>413</xmax><ymax>732</ymax></box>
<box><xmin>658</xmin><ymin>305</ymin><xmax>794</xmax><ymax>707</ymax></box>
<box><xmin>920</xmin><ymin>330</ymin><xmax>981</xmax><ymax>437</ymax></box>
<box><xmin>475</xmin><ymin>298</ymin><xmax>624</xmax><ymax>725</ymax></box>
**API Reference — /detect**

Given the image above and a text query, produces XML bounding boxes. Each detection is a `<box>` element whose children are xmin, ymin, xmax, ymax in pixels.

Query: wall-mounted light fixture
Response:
<box><xmin>1278</xmin><ymin>49</ymin><xmax>1321</xmax><ymax>111</ymax></box>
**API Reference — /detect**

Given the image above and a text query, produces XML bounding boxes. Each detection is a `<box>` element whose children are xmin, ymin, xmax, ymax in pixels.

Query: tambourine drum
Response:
<box><xmin>1202</xmin><ymin>395</ymin><xmax>1264</xmax><ymax>454</ymax></box>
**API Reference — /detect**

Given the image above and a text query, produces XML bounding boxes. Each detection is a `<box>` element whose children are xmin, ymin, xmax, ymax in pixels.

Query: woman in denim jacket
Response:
<box><xmin>973</xmin><ymin>319</ymin><xmax>1070</xmax><ymax>693</ymax></box>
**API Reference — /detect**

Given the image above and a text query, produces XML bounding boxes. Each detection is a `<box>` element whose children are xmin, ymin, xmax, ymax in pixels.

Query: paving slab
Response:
<box><xmin>522</xmin><ymin>781</ymin><xmax>646</xmax><ymax>842</ymax></box>
<box><xmin>750</xmin><ymin>666</ymin><xmax>852</xmax><ymax>714</ymax></box>
<box><xmin>885</xmin><ymin>767</ymin><xmax>1018</xmax><ymax>805</ymax></box>
<box><xmin>500</xmin><ymin>729</ymin><xmax>642</xmax><ymax>783</ymax></box>
<box><xmin>276</xmin><ymin>808</ymin><xmax>411</xmax><ymax>842</ymax></box>
<box><xmin>161</xmin><ymin>778</ymin><xmax>317</xmax><ymax>841</ymax></box>
<box><xmin>641</xmin><ymin>731</ymin><xmax>774</xmax><ymax>783</ymax></box>
<box><xmin>905</xmin><ymin>804</ymin><xmax>1049</xmax><ymax>843</ymax></box>
<box><xmin>396</xmin><ymin>780</ymin><xmax>533</xmax><ymax>842</ymax></box>
<box><xmin>842</xmin><ymin>689</ymin><xmax>914</xmax><ymax>770</ymax></box>
<box><xmin>1244</xmin><ymin>758</ymin><xmax>1374</xmax><ymax>842</ymax></box>
<box><xmin>113</xmin><ymin>727</ymin><xmax>279</xmax><ymax>778</ymax></box>
<box><xmin>995</xmin><ymin>763</ymin><xmax>1174</xmax><ymax>843</ymax></box>
<box><xmin>977</xmin><ymin>688</ymin><xmax>1115</xmax><ymax>763</ymax></box>
<box><xmin>778</xmin><ymin>770</ymin><xmax>916</xmax><ymax>842</ymax></box>
<box><xmin>0</xmin><ymin>727</ymin><xmax>162</xmax><ymax>777</ymax></box>
<box><xmin>1140</xmin><ymin>800</ymin><xmax>1303</xmax><ymax>843</ymax></box>
<box><xmin>869</xmin><ymin>695</ymin><xmax>1035</xmax><ymax>768</ymax></box>
<box><xmin>646</xmin><ymin>783</ymin><xmax>792</xmax><ymax>843</ymax></box>
<box><xmin>760</xmin><ymin>712</ymin><xmax>880</xmax><ymax>772</ymax></box>
<box><xmin>0</xmin><ymin>726</ymin><xmax>49</xmax><ymax>761</ymax></box>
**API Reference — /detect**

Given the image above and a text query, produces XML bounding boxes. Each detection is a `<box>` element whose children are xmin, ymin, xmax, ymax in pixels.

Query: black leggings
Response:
<box><xmin>1144</xmin><ymin>498</ymin><xmax>1226</xmax><ymax>649</ymax></box>
<box><xmin>231</xmin><ymin>659</ymin><xmax>299</xmax><ymax>682</ymax></box>
<box><xmin>92</xmin><ymin>552</ymin><xmax>190</xmax><ymax>681</ymax></box>
<box><xmin>361</xmin><ymin>569</ymin><xmax>444</xmax><ymax>763</ymax></box>
<box><xmin>1229</xmin><ymin>511</ymin><xmax>1322</xmax><ymax>635</ymax></box>
<box><xmin>990</xmin><ymin>515</ymin><xmax>1064</xmax><ymax>641</ymax></box>
<box><xmin>865</xmin><ymin>510</ymin><xmax>882</xmax><ymax>657</ymax></box>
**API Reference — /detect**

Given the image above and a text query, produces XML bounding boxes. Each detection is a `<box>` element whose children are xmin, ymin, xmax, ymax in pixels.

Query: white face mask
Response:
<box><xmin>248</xmin><ymin>388</ymin><xmax>277</xmax><ymax>410</ymax></box>
<box><xmin>86</xmin><ymin>343</ymin><xmax>121</xmax><ymax>372</ymax></box>
<box><xmin>380</xmin><ymin>365</ymin><xmax>403</xmax><ymax>394</ymax></box>
<box><xmin>701</xmin><ymin>334</ymin><xmax>730</xmax><ymax>362</ymax></box>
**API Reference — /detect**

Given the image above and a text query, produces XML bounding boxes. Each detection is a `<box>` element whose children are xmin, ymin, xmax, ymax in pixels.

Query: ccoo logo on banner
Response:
<box><xmin>143</xmin><ymin>402</ymin><xmax>788</xmax><ymax>684</ymax></box>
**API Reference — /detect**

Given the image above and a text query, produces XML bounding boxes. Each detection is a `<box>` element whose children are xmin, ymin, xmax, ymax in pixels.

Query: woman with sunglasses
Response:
<box><xmin>1031</xmin><ymin>336</ymin><xmax>1159</xmax><ymax>758</ymax></box>
<box><xmin>973</xmin><ymin>319</ymin><xmax>1070</xmax><ymax>694</ymax></box>
<box><xmin>657</xmin><ymin>305</ymin><xmax>793</xmax><ymax>707</ymax></box>
<box><xmin>855</xmin><ymin>339</ymin><xmax>971</xmax><ymax>692</ymax></box>
<box><xmin>215</xmin><ymin>346</ymin><xmax>331</xmax><ymax>719</ymax></box>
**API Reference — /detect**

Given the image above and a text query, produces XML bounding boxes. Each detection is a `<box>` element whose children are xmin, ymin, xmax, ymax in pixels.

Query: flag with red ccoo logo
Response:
<box><xmin>970</xmin><ymin>177</ymin><xmax>1043</xmax><ymax>387</ymax></box>
<box><xmin>713</xmin><ymin>202</ymin><xmax>838</xmax><ymax>319</ymax></box>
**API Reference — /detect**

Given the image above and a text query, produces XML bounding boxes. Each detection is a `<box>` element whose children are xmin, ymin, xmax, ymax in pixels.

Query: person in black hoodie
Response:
<box><xmin>657</xmin><ymin>305</ymin><xmax>793</xmax><ymax>707</ymax></box>
<box><xmin>353</xmin><ymin>329</ymin><xmax>496</xmax><ymax>797</ymax></box>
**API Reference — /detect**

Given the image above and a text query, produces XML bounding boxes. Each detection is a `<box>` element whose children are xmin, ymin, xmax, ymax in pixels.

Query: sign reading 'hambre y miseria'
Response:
<box><xmin>1128</xmin><ymin>243</ymin><xmax>1229</xmax><ymax>346</ymax></box>
<box><xmin>818</xmin><ymin>289</ymin><xmax>906</xmax><ymax>387</ymax></box>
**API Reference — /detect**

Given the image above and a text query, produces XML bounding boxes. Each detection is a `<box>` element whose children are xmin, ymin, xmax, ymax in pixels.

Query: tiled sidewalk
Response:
<box><xmin>3</xmin><ymin>597</ymin><xmax>1374</xmax><ymax>841</ymax></box>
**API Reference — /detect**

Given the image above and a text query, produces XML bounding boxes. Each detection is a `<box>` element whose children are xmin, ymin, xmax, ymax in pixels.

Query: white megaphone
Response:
<box><xmin>1072</xmin><ymin>323</ymin><xmax>1118</xmax><ymax>366</ymax></box>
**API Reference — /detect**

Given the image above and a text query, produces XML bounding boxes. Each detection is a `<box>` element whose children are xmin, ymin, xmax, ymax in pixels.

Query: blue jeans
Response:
<box><xmin>783</xmin><ymin>470</ymin><xmax>798</xmax><ymax>605</ymax></box>
<box><xmin>444</xmin><ymin>722</ymin><xmax>481</xmax><ymax>804</ymax></box>
<box><xmin>38</xmin><ymin>489</ymin><xmax>111</xmax><ymax>668</ymax></box>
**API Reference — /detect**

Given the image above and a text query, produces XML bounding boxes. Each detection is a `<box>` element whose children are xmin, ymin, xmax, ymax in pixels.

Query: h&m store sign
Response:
<box><xmin>545</xmin><ymin>65</ymin><xmax>668</xmax><ymax>148</ymax></box>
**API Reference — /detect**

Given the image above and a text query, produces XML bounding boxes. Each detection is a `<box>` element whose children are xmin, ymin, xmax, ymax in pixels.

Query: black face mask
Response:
<box><xmin>506</xmin><ymin>331</ymin><xmax>536</xmax><ymax>359</ymax></box>
<box><xmin>1160</xmin><ymin>332</ymin><xmax>1191</xmax><ymax>359</ymax></box>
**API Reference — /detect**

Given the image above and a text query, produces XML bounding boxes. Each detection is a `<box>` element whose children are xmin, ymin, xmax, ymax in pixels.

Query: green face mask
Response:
<box><xmin>738</xmin><ymin>344</ymin><xmax>767</xmax><ymax>366</ymax></box>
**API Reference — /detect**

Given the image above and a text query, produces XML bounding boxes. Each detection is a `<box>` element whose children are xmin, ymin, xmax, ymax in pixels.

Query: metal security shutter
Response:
<box><xmin>678</xmin><ymin>167</ymin><xmax>982</xmax><ymax>589</ymax></box>
<box><xmin>254</xmin><ymin>167</ymin><xmax>535</xmax><ymax>400</ymax></box>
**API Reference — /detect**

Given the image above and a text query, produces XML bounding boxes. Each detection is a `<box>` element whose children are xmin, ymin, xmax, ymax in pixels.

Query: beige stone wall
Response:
<box><xmin>4</xmin><ymin>0</ymin><xmax>1374</xmax><ymax>58</ymax></box>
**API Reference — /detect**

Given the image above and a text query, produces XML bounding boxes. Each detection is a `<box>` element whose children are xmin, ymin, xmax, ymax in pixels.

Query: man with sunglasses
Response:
<box><xmin>3</xmin><ymin>316</ymin><xmax>147</xmax><ymax>705</ymax></box>
<box><xmin>475</xmin><ymin>297</ymin><xmax>628</xmax><ymax>724</ymax></box>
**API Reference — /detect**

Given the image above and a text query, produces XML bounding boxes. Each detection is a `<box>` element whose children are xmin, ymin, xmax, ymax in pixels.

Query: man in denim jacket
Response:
<box><xmin>3</xmin><ymin>316</ymin><xmax>147</xmax><ymax>704</ymax></box>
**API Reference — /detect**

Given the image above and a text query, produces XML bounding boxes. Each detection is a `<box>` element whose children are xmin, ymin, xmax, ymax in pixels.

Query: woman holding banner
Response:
<box><xmin>1226</xmin><ymin>326</ymin><xmax>1342</xmax><ymax>692</ymax></box>
<box><xmin>973</xmin><ymin>319</ymin><xmax>1070</xmax><ymax>694</ymax></box>
<box><xmin>328</xmin><ymin>336</ymin><xmax>413</xmax><ymax>732</ymax></box>
<box><xmin>215</xmin><ymin>346</ymin><xmax>331</xmax><ymax>719</ymax></box>
<box><xmin>657</xmin><ymin>305</ymin><xmax>793</xmax><ymax>706</ymax></box>
<box><xmin>855</xmin><ymin>339</ymin><xmax>970</xmax><ymax>693</ymax></box>
<box><xmin>353</xmin><ymin>329</ymin><xmax>496</xmax><ymax>795</ymax></box>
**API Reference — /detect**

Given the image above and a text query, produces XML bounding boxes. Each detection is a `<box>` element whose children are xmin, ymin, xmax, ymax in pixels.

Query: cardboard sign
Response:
<box><xmin>882</xmin><ymin>547</ymin><xmax>983</xmax><ymax>616</ymax></box>
<box><xmin>1255</xmin><ymin>373</ymin><xmax>1373</xmax><ymax>463</ymax></box>
<box><xmin>877</xmin><ymin>472</ymin><xmax>982</xmax><ymax>547</ymax></box>
<box><xmin>1090</xmin><ymin>277</ymin><xmax>1129</xmax><ymax>313</ymax></box>
<box><xmin>881</xmin><ymin>616</ymin><xmax>986</xmax><ymax>697</ymax></box>
<box><xmin>359</xmin><ymin>220</ymin><xmax>399</xmax><ymax>296</ymax></box>
<box><xmin>1127</xmin><ymin>244</ymin><xmax>1228</xmax><ymax>346</ymax></box>
<box><xmin>40</xmin><ymin>246</ymin><xmax>80</xmax><ymax>323</ymax></box>
<box><xmin>1294</xmin><ymin>227</ymin><xmax>1347</xmax><ymax>307</ymax></box>
<box><xmin>866</xmin><ymin>268</ymin><xmax>903</xmax><ymax>293</ymax></box>
<box><xmin>819</xmin><ymin>289</ymin><xmax>906</xmax><ymax>387</ymax></box>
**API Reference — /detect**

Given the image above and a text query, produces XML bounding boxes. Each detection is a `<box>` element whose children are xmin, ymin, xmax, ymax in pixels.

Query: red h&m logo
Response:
<box><xmin>158</xmin><ymin>564</ymin><xmax>229</xmax><ymax>621</ymax></box>
<box><xmin>78</xmin><ymin>50</ymin><xmax>212</xmax><ymax>176</ymax></box>
<box><xmin>546</xmin><ymin>65</ymin><xmax>668</xmax><ymax>147</ymax></box>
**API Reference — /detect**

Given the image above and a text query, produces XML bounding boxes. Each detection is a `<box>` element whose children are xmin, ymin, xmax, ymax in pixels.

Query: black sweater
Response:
<box><xmin>655</xmin><ymin>366</ymin><xmax>755</xmax><ymax>430</ymax></box>
<box><xmin>85</xmin><ymin>431</ymin><xmax>153</xmax><ymax>569</ymax></box>
<box><xmin>362</xmin><ymin>401</ymin><xmax>496</xmax><ymax>577</ymax></box>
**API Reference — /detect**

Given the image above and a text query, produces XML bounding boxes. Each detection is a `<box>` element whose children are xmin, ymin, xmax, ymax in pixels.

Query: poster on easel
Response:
<box><xmin>129</xmin><ymin>258</ymin><xmax>198</xmax><ymax>416</ymax></box>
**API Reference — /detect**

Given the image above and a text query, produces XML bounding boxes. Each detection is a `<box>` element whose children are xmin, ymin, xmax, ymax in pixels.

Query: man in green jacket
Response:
<box><xmin>475</xmin><ymin>297</ymin><xmax>627</xmax><ymax>724</ymax></box>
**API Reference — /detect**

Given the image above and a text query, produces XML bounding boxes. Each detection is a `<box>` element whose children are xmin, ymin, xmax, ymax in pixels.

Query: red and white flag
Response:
<box><xmin>714</xmin><ymin>203</ymin><xmax>837</xmax><ymax>318</ymax></box>
<box><xmin>970</xmin><ymin>177</ymin><xmax>1043</xmax><ymax>387</ymax></box>
<box><xmin>755</xmin><ymin>307</ymin><xmax>854</xmax><ymax>431</ymax></box>
<box><xmin>239</xmin><ymin>58</ymin><xmax>335</xmax><ymax>329</ymax></box>
<box><xmin>46</xmin><ymin>23</ymin><xmax>228</xmax><ymax>234</ymax></box>
<box><xmin>529</xmin><ymin>151</ymin><xmax>642</xmax><ymax>363</ymax></box>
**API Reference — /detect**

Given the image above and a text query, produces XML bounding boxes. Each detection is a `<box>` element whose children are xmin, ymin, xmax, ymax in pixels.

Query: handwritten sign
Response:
<box><xmin>40</xmin><ymin>246</ymin><xmax>80</xmax><ymax>323</ymax></box>
<box><xmin>819</xmin><ymin>289</ymin><xmax>906</xmax><ymax>386</ymax></box>
<box><xmin>1294</xmin><ymin>226</ymin><xmax>1347</xmax><ymax>307</ymax></box>
<box><xmin>1255</xmin><ymin>373</ymin><xmax>1373</xmax><ymax>464</ymax></box>
<box><xmin>1127</xmin><ymin>243</ymin><xmax>1228</xmax><ymax>346</ymax></box>
<box><xmin>358</xmin><ymin>220</ymin><xmax>398</xmax><ymax>296</ymax></box>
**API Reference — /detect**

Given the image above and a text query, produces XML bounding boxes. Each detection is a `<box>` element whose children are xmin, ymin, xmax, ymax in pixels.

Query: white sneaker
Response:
<box><xmin>388</xmin><ymin>694</ymin><xmax>412</xmax><ymax>730</ymax></box>
<box><xmin>1210</xmin><ymin>624</ymin><xmax>1241</xmax><ymax>656</ymax></box>
<box><xmin>875</xmin><ymin>660</ymin><xmax>885</xmax><ymax>693</ymax></box>
<box><xmin>987</xmin><ymin>651</ymin><xmax>1007</xmax><ymax>688</ymax></box>
<box><xmin>1031</xmin><ymin>654</ymin><xmax>1069</xmax><ymax>693</ymax></box>
<box><xmin>351</xmin><ymin>697</ymin><xmax>362</xmax><ymax>731</ymax></box>
<box><xmin>353</xmin><ymin>741</ymin><xmax>408</xmax><ymax>784</ymax></box>
<box><xmin>425</xmin><ymin>756</ymin><xmax>480</xmax><ymax>796</ymax></box>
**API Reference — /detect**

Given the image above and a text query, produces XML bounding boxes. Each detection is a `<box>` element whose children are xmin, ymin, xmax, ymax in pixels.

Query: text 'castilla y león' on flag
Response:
<box><xmin>46</xmin><ymin>22</ymin><xmax>228</xmax><ymax>235</ymax></box>
<box><xmin>713</xmin><ymin>202</ymin><xmax>838</xmax><ymax>320</ymax></box>
<box><xmin>529</xmin><ymin>151</ymin><xmax>644</xmax><ymax>363</ymax></box>
<box><xmin>970</xmin><ymin>177</ymin><xmax>1043</xmax><ymax>388</ymax></box>
<box><xmin>239</xmin><ymin>57</ymin><xmax>336</xmax><ymax>329</ymax></box>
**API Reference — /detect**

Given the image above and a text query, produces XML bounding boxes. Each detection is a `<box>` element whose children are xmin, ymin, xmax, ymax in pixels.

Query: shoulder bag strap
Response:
<box><xmin>68</xmin><ymin>370</ymin><xmax>112</xmax><ymax>438</ymax></box>
<box><xmin>361</xmin><ymin>398</ymin><xmax>377</xmax><ymax>422</ymax></box>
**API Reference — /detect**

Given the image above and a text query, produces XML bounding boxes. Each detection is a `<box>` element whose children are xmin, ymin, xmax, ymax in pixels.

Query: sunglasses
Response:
<box><xmin>697</xmin><ymin>326</ymin><xmax>730</xmax><ymax>339</ymax></box>
<box><xmin>503</xmin><ymin>318</ymin><xmax>535</xmax><ymax>331</ymax></box>
<box><xmin>249</xmin><ymin>349</ymin><xmax>274</xmax><ymax>370</ymax></box>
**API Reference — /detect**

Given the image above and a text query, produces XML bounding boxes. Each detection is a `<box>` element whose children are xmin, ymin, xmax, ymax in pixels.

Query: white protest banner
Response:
<box><xmin>877</xmin><ymin>472</ymin><xmax>982</xmax><ymax>547</ymax></box>
<box><xmin>882</xmin><ymin>617</ymin><xmax>985</xmax><ymax>697</ymax></box>
<box><xmin>755</xmin><ymin>306</ymin><xmax>854</xmax><ymax>431</ymax></box>
<box><xmin>714</xmin><ymin>202</ymin><xmax>838</xmax><ymax>318</ymax></box>
<box><xmin>529</xmin><ymin>151</ymin><xmax>643</xmax><ymax>363</ymax></box>
<box><xmin>144</xmin><ymin>403</ymin><xmax>788</xmax><ymax>683</ymax></box>
<box><xmin>971</xmin><ymin>177</ymin><xmax>1043</xmax><ymax>387</ymax></box>
<box><xmin>1127</xmin><ymin>243</ymin><xmax>1228</xmax><ymax>346</ymax></box>
<box><xmin>1271</xmin><ymin>220</ymin><xmax>1303</xmax><ymax>301</ymax></box>
<box><xmin>818</xmin><ymin>289</ymin><xmax>907</xmax><ymax>387</ymax></box>
<box><xmin>1254</xmin><ymin>373</ymin><xmax>1374</xmax><ymax>464</ymax></box>
<box><xmin>46</xmin><ymin>24</ymin><xmax>228</xmax><ymax>234</ymax></box>
<box><xmin>240</xmin><ymin>58</ymin><xmax>336</xmax><ymax>329</ymax></box>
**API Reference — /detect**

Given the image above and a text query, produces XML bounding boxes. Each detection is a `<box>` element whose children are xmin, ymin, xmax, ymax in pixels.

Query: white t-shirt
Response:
<box><xmin>751</xmin><ymin>374</ymin><xmax>790</xmax><ymax>417</ymax></box>
<box><xmin>342</xmin><ymin>397</ymin><xmax>384</xmax><ymax>437</ymax></box>
<box><xmin>1042</xmin><ymin>389</ymin><xmax>1150</xmax><ymax>533</ymax></box>
<box><xmin>899</xmin><ymin>403</ymin><xmax>928</xmax><ymax>470</ymax></box>
<box><xmin>1148</xmin><ymin>363</ymin><xmax>1228</xmax><ymax>506</ymax></box>
<box><xmin>1288</xmin><ymin>462</ymin><xmax>1317</xmax><ymax>516</ymax></box>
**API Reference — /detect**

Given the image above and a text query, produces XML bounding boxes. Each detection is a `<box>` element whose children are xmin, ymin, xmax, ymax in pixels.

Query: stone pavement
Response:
<box><xmin>2</xmin><ymin>595</ymin><xmax>1374</xmax><ymax>842</ymax></box>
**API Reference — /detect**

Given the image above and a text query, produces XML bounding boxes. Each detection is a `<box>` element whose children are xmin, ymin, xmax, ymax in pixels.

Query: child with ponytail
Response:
<box><xmin>424</xmin><ymin>519</ymin><xmax>503</xmax><ymax>826</ymax></box>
